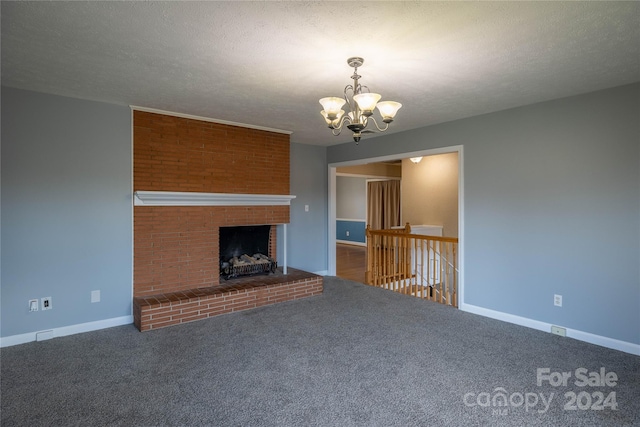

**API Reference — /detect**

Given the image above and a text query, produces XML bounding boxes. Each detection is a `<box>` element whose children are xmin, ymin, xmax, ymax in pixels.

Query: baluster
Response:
<box><xmin>415</xmin><ymin>237</ymin><xmax>420</xmax><ymax>298</ymax></box>
<box><xmin>452</xmin><ymin>241</ymin><xmax>457</xmax><ymax>307</ymax></box>
<box><xmin>444</xmin><ymin>242</ymin><xmax>450</xmax><ymax>305</ymax></box>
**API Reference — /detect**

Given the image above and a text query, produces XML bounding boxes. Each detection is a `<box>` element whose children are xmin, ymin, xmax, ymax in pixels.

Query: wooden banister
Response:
<box><xmin>365</xmin><ymin>224</ymin><xmax>459</xmax><ymax>308</ymax></box>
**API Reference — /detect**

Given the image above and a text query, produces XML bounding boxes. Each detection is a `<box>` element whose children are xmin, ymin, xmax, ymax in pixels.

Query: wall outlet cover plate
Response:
<box><xmin>36</xmin><ymin>330</ymin><xmax>54</xmax><ymax>341</ymax></box>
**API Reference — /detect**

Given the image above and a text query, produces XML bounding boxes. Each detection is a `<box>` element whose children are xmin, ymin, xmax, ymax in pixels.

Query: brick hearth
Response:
<box><xmin>134</xmin><ymin>268</ymin><xmax>322</xmax><ymax>331</ymax></box>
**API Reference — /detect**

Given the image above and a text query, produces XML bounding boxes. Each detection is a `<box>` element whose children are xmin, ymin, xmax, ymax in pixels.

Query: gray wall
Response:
<box><xmin>328</xmin><ymin>83</ymin><xmax>640</xmax><ymax>345</ymax></box>
<box><xmin>336</xmin><ymin>176</ymin><xmax>366</xmax><ymax>220</ymax></box>
<box><xmin>3</xmin><ymin>83</ymin><xmax>637</xmax><ymax>348</ymax></box>
<box><xmin>288</xmin><ymin>143</ymin><xmax>328</xmax><ymax>273</ymax></box>
<box><xmin>1</xmin><ymin>87</ymin><xmax>132</xmax><ymax>337</ymax></box>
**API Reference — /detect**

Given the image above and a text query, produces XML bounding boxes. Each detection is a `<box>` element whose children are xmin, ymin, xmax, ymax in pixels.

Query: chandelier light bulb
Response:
<box><xmin>353</xmin><ymin>93</ymin><xmax>381</xmax><ymax>115</ymax></box>
<box><xmin>376</xmin><ymin>101</ymin><xmax>402</xmax><ymax>122</ymax></box>
<box><xmin>319</xmin><ymin>97</ymin><xmax>346</xmax><ymax>120</ymax></box>
<box><xmin>321</xmin><ymin>109</ymin><xmax>345</xmax><ymax>127</ymax></box>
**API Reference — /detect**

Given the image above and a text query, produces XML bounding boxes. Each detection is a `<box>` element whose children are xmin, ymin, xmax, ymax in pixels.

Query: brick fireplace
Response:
<box><xmin>132</xmin><ymin>110</ymin><xmax>323</xmax><ymax>331</ymax></box>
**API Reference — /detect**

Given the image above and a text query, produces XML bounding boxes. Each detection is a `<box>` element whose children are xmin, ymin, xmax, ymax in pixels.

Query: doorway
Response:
<box><xmin>328</xmin><ymin>145</ymin><xmax>465</xmax><ymax>304</ymax></box>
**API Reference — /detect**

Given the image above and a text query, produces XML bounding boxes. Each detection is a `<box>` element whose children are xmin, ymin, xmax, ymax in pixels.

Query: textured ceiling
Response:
<box><xmin>2</xmin><ymin>1</ymin><xmax>639</xmax><ymax>146</ymax></box>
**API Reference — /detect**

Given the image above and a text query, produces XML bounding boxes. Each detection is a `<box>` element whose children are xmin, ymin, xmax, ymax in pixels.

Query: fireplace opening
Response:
<box><xmin>219</xmin><ymin>225</ymin><xmax>277</xmax><ymax>280</ymax></box>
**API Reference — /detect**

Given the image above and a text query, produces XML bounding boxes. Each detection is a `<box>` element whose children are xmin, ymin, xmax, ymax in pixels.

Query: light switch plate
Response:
<box><xmin>91</xmin><ymin>290</ymin><xmax>101</xmax><ymax>303</ymax></box>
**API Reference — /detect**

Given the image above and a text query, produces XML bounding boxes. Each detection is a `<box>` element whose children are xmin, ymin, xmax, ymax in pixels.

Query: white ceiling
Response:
<box><xmin>2</xmin><ymin>1</ymin><xmax>639</xmax><ymax>146</ymax></box>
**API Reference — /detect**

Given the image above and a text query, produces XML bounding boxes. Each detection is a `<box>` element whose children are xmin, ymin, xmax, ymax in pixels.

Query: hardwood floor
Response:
<box><xmin>336</xmin><ymin>243</ymin><xmax>366</xmax><ymax>283</ymax></box>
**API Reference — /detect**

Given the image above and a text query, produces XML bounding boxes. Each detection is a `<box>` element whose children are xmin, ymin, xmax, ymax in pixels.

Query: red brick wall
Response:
<box><xmin>133</xmin><ymin>111</ymin><xmax>290</xmax><ymax>298</ymax></box>
<box><xmin>134</xmin><ymin>111</ymin><xmax>289</xmax><ymax>194</ymax></box>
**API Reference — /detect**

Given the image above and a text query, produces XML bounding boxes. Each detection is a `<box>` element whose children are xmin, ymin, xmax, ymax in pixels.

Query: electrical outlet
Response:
<box><xmin>346</xmin><ymin>231</ymin><xmax>350</xmax><ymax>237</ymax></box>
<box><xmin>36</xmin><ymin>330</ymin><xmax>54</xmax><ymax>341</ymax></box>
<box><xmin>41</xmin><ymin>296</ymin><xmax>52</xmax><ymax>311</ymax></box>
<box><xmin>551</xmin><ymin>325</ymin><xmax>567</xmax><ymax>337</ymax></box>
<box><xmin>29</xmin><ymin>299</ymin><xmax>39</xmax><ymax>312</ymax></box>
<box><xmin>304</xmin><ymin>205</ymin><xmax>309</xmax><ymax>212</ymax></box>
<box><xmin>554</xmin><ymin>294</ymin><xmax>562</xmax><ymax>307</ymax></box>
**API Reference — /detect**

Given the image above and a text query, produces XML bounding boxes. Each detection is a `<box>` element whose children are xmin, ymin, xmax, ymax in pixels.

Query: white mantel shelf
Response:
<box><xmin>134</xmin><ymin>191</ymin><xmax>296</xmax><ymax>206</ymax></box>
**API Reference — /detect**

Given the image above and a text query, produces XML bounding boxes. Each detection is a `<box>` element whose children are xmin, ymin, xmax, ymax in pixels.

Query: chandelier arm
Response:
<box><xmin>368</xmin><ymin>117</ymin><xmax>390</xmax><ymax>132</ymax></box>
<box><xmin>331</xmin><ymin>115</ymin><xmax>352</xmax><ymax>132</ymax></box>
<box><xmin>343</xmin><ymin>85</ymin><xmax>356</xmax><ymax>114</ymax></box>
<box><xmin>344</xmin><ymin>85</ymin><xmax>367</xmax><ymax>126</ymax></box>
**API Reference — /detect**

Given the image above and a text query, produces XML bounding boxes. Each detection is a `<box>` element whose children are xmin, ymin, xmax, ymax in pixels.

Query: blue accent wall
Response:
<box><xmin>336</xmin><ymin>220</ymin><xmax>366</xmax><ymax>243</ymax></box>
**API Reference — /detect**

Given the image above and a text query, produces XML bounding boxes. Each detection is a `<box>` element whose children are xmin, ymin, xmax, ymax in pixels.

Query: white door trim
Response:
<box><xmin>328</xmin><ymin>145</ymin><xmax>465</xmax><ymax>306</ymax></box>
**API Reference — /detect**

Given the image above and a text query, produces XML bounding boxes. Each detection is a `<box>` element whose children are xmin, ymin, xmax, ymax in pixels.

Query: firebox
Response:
<box><xmin>219</xmin><ymin>225</ymin><xmax>277</xmax><ymax>280</ymax></box>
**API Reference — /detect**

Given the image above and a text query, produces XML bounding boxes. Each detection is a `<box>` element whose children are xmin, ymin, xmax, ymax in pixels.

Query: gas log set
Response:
<box><xmin>221</xmin><ymin>253</ymin><xmax>277</xmax><ymax>280</ymax></box>
<box><xmin>219</xmin><ymin>225</ymin><xmax>277</xmax><ymax>280</ymax></box>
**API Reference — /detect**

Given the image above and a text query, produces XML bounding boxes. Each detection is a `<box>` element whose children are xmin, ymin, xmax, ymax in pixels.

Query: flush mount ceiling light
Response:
<box><xmin>319</xmin><ymin>57</ymin><xmax>402</xmax><ymax>144</ymax></box>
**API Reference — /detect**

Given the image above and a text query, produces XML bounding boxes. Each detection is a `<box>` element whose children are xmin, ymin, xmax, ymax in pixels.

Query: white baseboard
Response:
<box><xmin>0</xmin><ymin>315</ymin><xmax>133</xmax><ymax>348</ymax></box>
<box><xmin>459</xmin><ymin>303</ymin><xmax>640</xmax><ymax>356</ymax></box>
<box><xmin>336</xmin><ymin>240</ymin><xmax>366</xmax><ymax>247</ymax></box>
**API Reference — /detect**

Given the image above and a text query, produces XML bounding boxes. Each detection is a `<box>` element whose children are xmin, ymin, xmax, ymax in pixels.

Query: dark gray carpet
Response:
<box><xmin>2</xmin><ymin>277</ymin><xmax>639</xmax><ymax>426</ymax></box>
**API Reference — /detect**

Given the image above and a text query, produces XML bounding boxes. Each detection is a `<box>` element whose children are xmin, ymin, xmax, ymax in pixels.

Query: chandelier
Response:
<box><xmin>319</xmin><ymin>57</ymin><xmax>402</xmax><ymax>144</ymax></box>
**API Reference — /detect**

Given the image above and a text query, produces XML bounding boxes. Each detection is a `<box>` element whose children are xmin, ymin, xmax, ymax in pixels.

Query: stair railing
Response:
<box><xmin>365</xmin><ymin>224</ymin><xmax>458</xmax><ymax>307</ymax></box>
